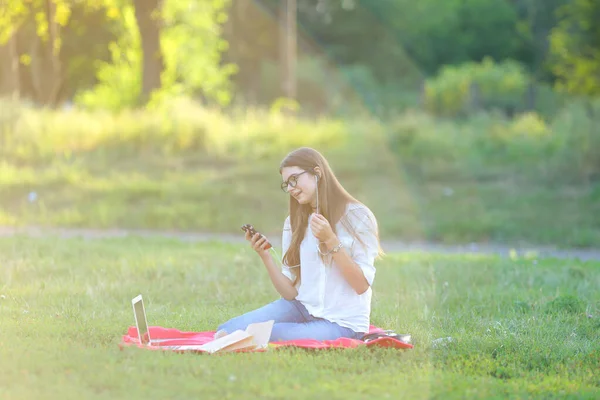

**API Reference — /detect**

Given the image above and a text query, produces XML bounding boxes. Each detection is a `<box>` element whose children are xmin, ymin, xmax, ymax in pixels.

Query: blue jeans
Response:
<box><xmin>217</xmin><ymin>299</ymin><xmax>363</xmax><ymax>342</ymax></box>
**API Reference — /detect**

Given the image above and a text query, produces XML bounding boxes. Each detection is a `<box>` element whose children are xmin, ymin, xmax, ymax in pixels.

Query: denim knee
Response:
<box><xmin>217</xmin><ymin>316</ymin><xmax>240</xmax><ymax>334</ymax></box>
<box><xmin>217</xmin><ymin>311</ymin><xmax>259</xmax><ymax>333</ymax></box>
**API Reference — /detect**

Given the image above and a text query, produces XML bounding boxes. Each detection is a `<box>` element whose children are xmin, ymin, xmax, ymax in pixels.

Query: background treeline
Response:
<box><xmin>1</xmin><ymin>0</ymin><xmax>599</xmax><ymax>116</ymax></box>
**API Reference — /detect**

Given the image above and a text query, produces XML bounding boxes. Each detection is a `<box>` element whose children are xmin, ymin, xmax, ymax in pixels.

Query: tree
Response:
<box><xmin>279</xmin><ymin>0</ymin><xmax>296</xmax><ymax>100</ymax></box>
<box><xmin>0</xmin><ymin>29</ymin><xmax>20</xmax><ymax>99</ymax></box>
<box><xmin>549</xmin><ymin>0</ymin><xmax>600</xmax><ymax>96</ymax></box>
<box><xmin>76</xmin><ymin>0</ymin><xmax>234</xmax><ymax>110</ymax></box>
<box><xmin>28</xmin><ymin>0</ymin><xmax>68</xmax><ymax>105</ymax></box>
<box><xmin>510</xmin><ymin>0</ymin><xmax>570</xmax><ymax>79</ymax></box>
<box><xmin>132</xmin><ymin>0</ymin><xmax>164</xmax><ymax>100</ymax></box>
<box><xmin>0</xmin><ymin>0</ymin><xmax>117</xmax><ymax>106</ymax></box>
<box><xmin>0</xmin><ymin>0</ymin><xmax>66</xmax><ymax>104</ymax></box>
<box><xmin>0</xmin><ymin>1</ymin><xmax>25</xmax><ymax>99</ymax></box>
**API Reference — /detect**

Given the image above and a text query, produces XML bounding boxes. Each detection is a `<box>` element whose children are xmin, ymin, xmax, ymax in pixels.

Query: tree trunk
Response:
<box><xmin>133</xmin><ymin>0</ymin><xmax>164</xmax><ymax>102</ymax></box>
<box><xmin>0</xmin><ymin>31</ymin><xmax>20</xmax><ymax>99</ymax></box>
<box><xmin>29</xmin><ymin>0</ymin><xmax>63</xmax><ymax>106</ymax></box>
<box><xmin>279</xmin><ymin>0</ymin><xmax>296</xmax><ymax>100</ymax></box>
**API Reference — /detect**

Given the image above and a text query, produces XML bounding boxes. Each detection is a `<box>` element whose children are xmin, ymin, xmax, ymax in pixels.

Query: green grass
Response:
<box><xmin>1</xmin><ymin>97</ymin><xmax>600</xmax><ymax>247</ymax></box>
<box><xmin>0</xmin><ymin>236</ymin><xmax>598</xmax><ymax>399</ymax></box>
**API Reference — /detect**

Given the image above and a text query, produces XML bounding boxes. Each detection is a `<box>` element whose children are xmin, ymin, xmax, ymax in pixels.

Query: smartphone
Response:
<box><xmin>241</xmin><ymin>224</ymin><xmax>272</xmax><ymax>249</ymax></box>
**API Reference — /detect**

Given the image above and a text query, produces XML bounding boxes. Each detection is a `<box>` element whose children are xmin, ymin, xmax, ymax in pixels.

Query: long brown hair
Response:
<box><xmin>279</xmin><ymin>147</ymin><xmax>383</xmax><ymax>286</ymax></box>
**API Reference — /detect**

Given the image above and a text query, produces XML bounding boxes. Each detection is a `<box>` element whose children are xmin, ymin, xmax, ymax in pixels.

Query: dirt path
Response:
<box><xmin>1</xmin><ymin>225</ymin><xmax>599</xmax><ymax>261</ymax></box>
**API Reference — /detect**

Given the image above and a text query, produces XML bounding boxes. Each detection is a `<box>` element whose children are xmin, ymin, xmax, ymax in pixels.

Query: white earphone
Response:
<box><xmin>314</xmin><ymin>174</ymin><xmax>319</xmax><ymax>215</ymax></box>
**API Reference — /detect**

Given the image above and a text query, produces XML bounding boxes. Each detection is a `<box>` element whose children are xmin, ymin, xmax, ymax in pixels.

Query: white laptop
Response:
<box><xmin>131</xmin><ymin>294</ymin><xmax>153</xmax><ymax>345</ymax></box>
<box><xmin>131</xmin><ymin>294</ymin><xmax>194</xmax><ymax>346</ymax></box>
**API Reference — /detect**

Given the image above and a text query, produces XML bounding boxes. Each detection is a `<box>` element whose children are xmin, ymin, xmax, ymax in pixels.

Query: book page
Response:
<box><xmin>245</xmin><ymin>320</ymin><xmax>275</xmax><ymax>349</ymax></box>
<box><xmin>198</xmin><ymin>330</ymin><xmax>252</xmax><ymax>353</ymax></box>
<box><xmin>217</xmin><ymin>335</ymin><xmax>257</xmax><ymax>353</ymax></box>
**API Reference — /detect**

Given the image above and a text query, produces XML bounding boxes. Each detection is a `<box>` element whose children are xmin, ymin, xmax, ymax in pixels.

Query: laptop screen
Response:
<box><xmin>133</xmin><ymin>297</ymin><xmax>150</xmax><ymax>345</ymax></box>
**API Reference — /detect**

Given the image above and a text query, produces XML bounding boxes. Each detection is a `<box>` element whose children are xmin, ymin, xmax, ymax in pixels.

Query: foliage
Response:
<box><xmin>383</xmin><ymin>0</ymin><xmax>521</xmax><ymax>75</ymax></box>
<box><xmin>0</xmin><ymin>0</ymin><xmax>73</xmax><ymax>45</ymax></box>
<box><xmin>511</xmin><ymin>0</ymin><xmax>572</xmax><ymax>79</ymax></box>
<box><xmin>1</xmin><ymin>0</ymin><xmax>599</xmax><ymax>113</ymax></box>
<box><xmin>280</xmin><ymin>0</ymin><xmax>522</xmax><ymax>78</ymax></box>
<box><xmin>75</xmin><ymin>0</ymin><xmax>234</xmax><ymax>110</ymax></box>
<box><xmin>223</xmin><ymin>0</ymin><xmax>573</xmax><ymax>112</ymax></box>
<box><xmin>387</xmin><ymin>100</ymin><xmax>600</xmax><ymax>185</ymax></box>
<box><xmin>549</xmin><ymin>0</ymin><xmax>600</xmax><ymax>96</ymax></box>
<box><xmin>0</xmin><ymin>1</ymin><xmax>120</xmax><ymax>104</ymax></box>
<box><xmin>74</xmin><ymin>3</ymin><xmax>141</xmax><ymax>110</ymax></box>
<box><xmin>158</xmin><ymin>0</ymin><xmax>236</xmax><ymax>106</ymax></box>
<box><xmin>423</xmin><ymin>58</ymin><xmax>531</xmax><ymax>117</ymax></box>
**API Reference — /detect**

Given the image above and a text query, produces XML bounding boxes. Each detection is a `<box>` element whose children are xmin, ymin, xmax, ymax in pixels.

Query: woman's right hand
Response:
<box><xmin>246</xmin><ymin>231</ymin><xmax>271</xmax><ymax>257</ymax></box>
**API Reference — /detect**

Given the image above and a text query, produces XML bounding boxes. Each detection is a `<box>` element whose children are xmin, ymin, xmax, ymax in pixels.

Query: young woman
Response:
<box><xmin>216</xmin><ymin>147</ymin><xmax>383</xmax><ymax>342</ymax></box>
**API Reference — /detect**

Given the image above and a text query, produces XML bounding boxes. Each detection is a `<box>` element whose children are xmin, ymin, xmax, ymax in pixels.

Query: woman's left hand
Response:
<box><xmin>310</xmin><ymin>214</ymin><xmax>336</xmax><ymax>244</ymax></box>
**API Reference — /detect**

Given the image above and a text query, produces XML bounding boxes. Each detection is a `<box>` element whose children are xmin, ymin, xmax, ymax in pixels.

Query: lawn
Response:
<box><xmin>0</xmin><ymin>235</ymin><xmax>598</xmax><ymax>399</ymax></box>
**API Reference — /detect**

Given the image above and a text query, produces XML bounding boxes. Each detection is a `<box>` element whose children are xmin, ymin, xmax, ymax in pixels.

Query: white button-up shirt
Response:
<box><xmin>281</xmin><ymin>202</ymin><xmax>379</xmax><ymax>333</ymax></box>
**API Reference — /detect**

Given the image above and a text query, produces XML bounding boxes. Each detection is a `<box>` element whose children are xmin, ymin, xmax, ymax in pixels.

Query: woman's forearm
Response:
<box><xmin>260</xmin><ymin>253</ymin><xmax>298</xmax><ymax>300</ymax></box>
<box><xmin>325</xmin><ymin>237</ymin><xmax>370</xmax><ymax>295</ymax></box>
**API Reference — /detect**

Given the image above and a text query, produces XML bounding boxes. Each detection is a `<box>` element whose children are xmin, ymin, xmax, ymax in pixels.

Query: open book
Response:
<box><xmin>162</xmin><ymin>320</ymin><xmax>275</xmax><ymax>354</ymax></box>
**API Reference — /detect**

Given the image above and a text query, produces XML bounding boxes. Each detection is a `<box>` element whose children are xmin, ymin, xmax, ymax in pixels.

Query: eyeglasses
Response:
<box><xmin>281</xmin><ymin>171</ymin><xmax>308</xmax><ymax>193</ymax></box>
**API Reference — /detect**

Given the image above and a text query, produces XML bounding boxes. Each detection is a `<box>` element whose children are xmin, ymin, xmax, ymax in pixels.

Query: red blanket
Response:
<box><xmin>120</xmin><ymin>325</ymin><xmax>413</xmax><ymax>353</ymax></box>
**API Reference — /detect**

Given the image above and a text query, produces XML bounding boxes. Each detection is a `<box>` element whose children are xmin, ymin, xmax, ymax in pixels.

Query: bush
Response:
<box><xmin>384</xmin><ymin>99</ymin><xmax>600</xmax><ymax>184</ymax></box>
<box><xmin>0</xmin><ymin>96</ymin><xmax>348</xmax><ymax>164</ymax></box>
<box><xmin>549</xmin><ymin>98</ymin><xmax>600</xmax><ymax>183</ymax></box>
<box><xmin>423</xmin><ymin>58</ymin><xmax>560</xmax><ymax>118</ymax></box>
<box><xmin>1</xmin><ymin>95</ymin><xmax>599</xmax><ymax>245</ymax></box>
<box><xmin>2</xmin><ymin>93</ymin><xmax>598</xmax><ymax>185</ymax></box>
